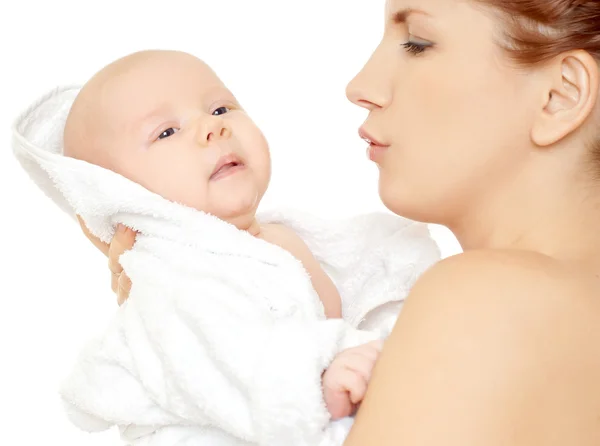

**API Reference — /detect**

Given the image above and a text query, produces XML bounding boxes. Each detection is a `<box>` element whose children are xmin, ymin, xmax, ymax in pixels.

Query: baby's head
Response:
<box><xmin>63</xmin><ymin>50</ymin><xmax>271</xmax><ymax>229</ymax></box>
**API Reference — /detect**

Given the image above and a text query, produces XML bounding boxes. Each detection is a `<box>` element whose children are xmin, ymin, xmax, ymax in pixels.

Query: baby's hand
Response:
<box><xmin>322</xmin><ymin>340</ymin><xmax>383</xmax><ymax>420</ymax></box>
<box><xmin>77</xmin><ymin>216</ymin><xmax>136</xmax><ymax>305</ymax></box>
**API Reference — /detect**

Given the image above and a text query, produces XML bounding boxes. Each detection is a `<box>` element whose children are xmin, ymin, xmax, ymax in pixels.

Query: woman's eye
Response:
<box><xmin>158</xmin><ymin>128</ymin><xmax>178</xmax><ymax>140</ymax></box>
<box><xmin>212</xmin><ymin>106</ymin><xmax>230</xmax><ymax>116</ymax></box>
<box><xmin>401</xmin><ymin>39</ymin><xmax>433</xmax><ymax>56</ymax></box>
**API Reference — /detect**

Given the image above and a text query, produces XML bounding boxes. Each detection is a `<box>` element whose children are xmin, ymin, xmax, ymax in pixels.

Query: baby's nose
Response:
<box><xmin>207</xmin><ymin>126</ymin><xmax>231</xmax><ymax>142</ymax></box>
<box><xmin>198</xmin><ymin>116</ymin><xmax>232</xmax><ymax>145</ymax></box>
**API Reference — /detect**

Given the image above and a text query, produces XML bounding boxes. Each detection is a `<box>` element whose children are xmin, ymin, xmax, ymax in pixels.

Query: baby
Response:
<box><xmin>63</xmin><ymin>50</ymin><xmax>380</xmax><ymax>423</ymax></box>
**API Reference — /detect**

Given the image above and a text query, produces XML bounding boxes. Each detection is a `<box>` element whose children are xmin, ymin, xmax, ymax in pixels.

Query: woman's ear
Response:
<box><xmin>531</xmin><ymin>50</ymin><xmax>599</xmax><ymax>147</ymax></box>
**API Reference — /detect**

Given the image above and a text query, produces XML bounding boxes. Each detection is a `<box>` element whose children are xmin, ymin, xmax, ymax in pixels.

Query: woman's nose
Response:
<box><xmin>346</xmin><ymin>48</ymin><xmax>391</xmax><ymax>111</ymax></box>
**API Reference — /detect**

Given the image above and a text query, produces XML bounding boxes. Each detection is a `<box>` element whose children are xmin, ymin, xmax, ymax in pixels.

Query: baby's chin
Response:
<box><xmin>213</xmin><ymin>208</ymin><xmax>260</xmax><ymax>232</ymax></box>
<box><xmin>168</xmin><ymin>172</ymin><xmax>269</xmax><ymax>230</ymax></box>
<box><xmin>193</xmin><ymin>194</ymin><xmax>262</xmax><ymax>231</ymax></box>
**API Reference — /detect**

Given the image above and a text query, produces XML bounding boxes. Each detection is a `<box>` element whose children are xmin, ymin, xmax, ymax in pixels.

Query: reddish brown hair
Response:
<box><xmin>475</xmin><ymin>0</ymin><xmax>600</xmax><ymax>65</ymax></box>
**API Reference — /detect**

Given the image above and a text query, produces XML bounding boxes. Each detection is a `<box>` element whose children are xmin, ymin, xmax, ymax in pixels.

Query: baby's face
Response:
<box><xmin>70</xmin><ymin>51</ymin><xmax>271</xmax><ymax>226</ymax></box>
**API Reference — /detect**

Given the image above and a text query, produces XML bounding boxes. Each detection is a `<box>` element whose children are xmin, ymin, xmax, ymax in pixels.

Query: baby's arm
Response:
<box><xmin>260</xmin><ymin>223</ymin><xmax>342</xmax><ymax>318</ymax></box>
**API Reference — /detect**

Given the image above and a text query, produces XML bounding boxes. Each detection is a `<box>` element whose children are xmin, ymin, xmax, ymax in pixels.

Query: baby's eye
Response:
<box><xmin>158</xmin><ymin>128</ymin><xmax>178</xmax><ymax>139</ymax></box>
<box><xmin>212</xmin><ymin>106</ymin><xmax>230</xmax><ymax>116</ymax></box>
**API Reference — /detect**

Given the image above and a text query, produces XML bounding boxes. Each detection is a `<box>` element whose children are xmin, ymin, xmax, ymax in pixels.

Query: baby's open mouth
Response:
<box><xmin>210</xmin><ymin>154</ymin><xmax>245</xmax><ymax>180</ymax></box>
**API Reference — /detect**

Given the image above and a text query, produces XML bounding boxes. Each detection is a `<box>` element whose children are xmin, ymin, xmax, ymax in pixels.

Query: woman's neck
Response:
<box><xmin>449</xmin><ymin>150</ymin><xmax>600</xmax><ymax>270</ymax></box>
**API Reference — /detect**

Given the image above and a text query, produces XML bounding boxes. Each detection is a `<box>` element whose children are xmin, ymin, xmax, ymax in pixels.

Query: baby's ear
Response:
<box><xmin>531</xmin><ymin>50</ymin><xmax>599</xmax><ymax>147</ymax></box>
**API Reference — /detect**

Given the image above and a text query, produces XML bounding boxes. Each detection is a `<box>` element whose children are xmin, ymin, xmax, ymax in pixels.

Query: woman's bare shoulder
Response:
<box><xmin>409</xmin><ymin>249</ymin><xmax>598</xmax><ymax>311</ymax></box>
<box><xmin>400</xmin><ymin>249</ymin><xmax>600</xmax><ymax>380</ymax></box>
<box><xmin>344</xmin><ymin>249</ymin><xmax>600</xmax><ymax>445</ymax></box>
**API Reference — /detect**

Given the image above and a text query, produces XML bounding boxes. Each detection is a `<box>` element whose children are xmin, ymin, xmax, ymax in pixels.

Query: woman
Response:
<box><xmin>80</xmin><ymin>0</ymin><xmax>600</xmax><ymax>443</ymax></box>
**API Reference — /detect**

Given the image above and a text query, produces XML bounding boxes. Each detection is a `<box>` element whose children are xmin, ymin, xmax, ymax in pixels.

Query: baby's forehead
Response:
<box><xmin>79</xmin><ymin>53</ymin><xmax>235</xmax><ymax>131</ymax></box>
<box><xmin>108</xmin><ymin>59</ymin><xmax>230</xmax><ymax>105</ymax></box>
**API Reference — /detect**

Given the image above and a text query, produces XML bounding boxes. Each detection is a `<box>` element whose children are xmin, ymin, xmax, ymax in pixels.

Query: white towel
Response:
<box><xmin>11</xmin><ymin>86</ymin><xmax>441</xmax><ymax>445</ymax></box>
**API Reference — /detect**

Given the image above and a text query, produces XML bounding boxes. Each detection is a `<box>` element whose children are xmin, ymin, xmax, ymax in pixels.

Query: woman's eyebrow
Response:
<box><xmin>393</xmin><ymin>8</ymin><xmax>431</xmax><ymax>24</ymax></box>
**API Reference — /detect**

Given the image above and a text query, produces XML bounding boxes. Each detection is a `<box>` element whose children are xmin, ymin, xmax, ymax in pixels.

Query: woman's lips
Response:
<box><xmin>367</xmin><ymin>145</ymin><xmax>388</xmax><ymax>163</ymax></box>
<box><xmin>359</xmin><ymin>127</ymin><xmax>390</xmax><ymax>163</ymax></box>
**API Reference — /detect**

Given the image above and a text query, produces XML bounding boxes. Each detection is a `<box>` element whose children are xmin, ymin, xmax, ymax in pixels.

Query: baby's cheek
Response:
<box><xmin>153</xmin><ymin>169</ymin><xmax>208</xmax><ymax>209</ymax></box>
<box><xmin>247</xmin><ymin>134</ymin><xmax>272</xmax><ymax>185</ymax></box>
<box><xmin>175</xmin><ymin>182</ymin><xmax>210</xmax><ymax>211</ymax></box>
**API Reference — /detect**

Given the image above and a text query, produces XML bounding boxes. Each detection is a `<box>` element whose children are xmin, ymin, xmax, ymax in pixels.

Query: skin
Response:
<box><xmin>69</xmin><ymin>50</ymin><xmax>378</xmax><ymax>419</ymax></box>
<box><xmin>65</xmin><ymin>50</ymin><xmax>271</xmax><ymax>230</ymax></box>
<box><xmin>81</xmin><ymin>0</ymin><xmax>600</xmax><ymax>440</ymax></box>
<box><xmin>341</xmin><ymin>0</ymin><xmax>600</xmax><ymax>444</ymax></box>
<box><xmin>67</xmin><ymin>50</ymin><xmax>342</xmax><ymax>319</ymax></box>
<box><xmin>323</xmin><ymin>340</ymin><xmax>384</xmax><ymax>420</ymax></box>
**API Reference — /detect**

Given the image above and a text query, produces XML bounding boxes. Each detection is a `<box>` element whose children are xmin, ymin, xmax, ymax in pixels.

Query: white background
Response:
<box><xmin>1</xmin><ymin>1</ymin><xmax>460</xmax><ymax>444</ymax></box>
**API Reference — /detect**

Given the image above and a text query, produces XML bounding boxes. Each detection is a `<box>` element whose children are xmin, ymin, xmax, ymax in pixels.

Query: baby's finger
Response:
<box><xmin>357</xmin><ymin>345</ymin><xmax>381</xmax><ymax>363</ymax></box>
<box><xmin>342</xmin><ymin>369</ymin><xmax>368</xmax><ymax>405</ymax></box>
<box><xmin>111</xmin><ymin>270</ymin><xmax>119</xmax><ymax>294</ymax></box>
<box><xmin>343</xmin><ymin>340</ymin><xmax>384</xmax><ymax>362</ymax></box>
<box><xmin>108</xmin><ymin>225</ymin><xmax>136</xmax><ymax>275</ymax></box>
<box><xmin>365</xmin><ymin>340</ymin><xmax>384</xmax><ymax>353</ymax></box>
<box><xmin>341</xmin><ymin>354</ymin><xmax>378</xmax><ymax>382</ymax></box>
<box><xmin>117</xmin><ymin>272</ymin><xmax>132</xmax><ymax>306</ymax></box>
<box><xmin>353</xmin><ymin>340</ymin><xmax>384</xmax><ymax>363</ymax></box>
<box><xmin>324</xmin><ymin>387</ymin><xmax>354</xmax><ymax>420</ymax></box>
<box><xmin>77</xmin><ymin>215</ymin><xmax>109</xmax><ymax>256</ymax></box>
<box><xmin>114</xmin><ymin>225</ymin><xmax>137</xmax><ymax>251</ymax></box>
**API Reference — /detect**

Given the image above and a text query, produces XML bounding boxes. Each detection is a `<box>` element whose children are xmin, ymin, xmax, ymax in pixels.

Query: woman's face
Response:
<box><xmin>347</xmin><ymin>0</ymin><xmax>542</xmax><ymax>225</ymax></box>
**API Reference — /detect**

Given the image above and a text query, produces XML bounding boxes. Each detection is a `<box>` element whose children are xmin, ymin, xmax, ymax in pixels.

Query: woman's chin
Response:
<box><xmin>378</xmin><ymin>178</ymin><xmax>437</xmax><ymax>224</ymax></box>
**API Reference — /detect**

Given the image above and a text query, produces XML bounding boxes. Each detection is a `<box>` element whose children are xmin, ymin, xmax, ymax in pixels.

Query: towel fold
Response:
<box><xmin>11</xmin><ymin>86</ymin><xmax>441</xmax><ymax>445</ymax></box>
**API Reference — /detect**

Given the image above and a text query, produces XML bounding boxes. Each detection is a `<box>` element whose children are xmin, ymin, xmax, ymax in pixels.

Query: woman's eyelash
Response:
<box><xmin>401</xmin><ymin>41</ymin><xmax>430</xmax><ymax>55</ymax></box>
